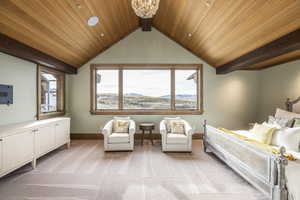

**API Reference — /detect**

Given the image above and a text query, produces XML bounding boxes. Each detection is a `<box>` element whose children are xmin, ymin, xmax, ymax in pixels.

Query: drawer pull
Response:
<box><xmin>0</xmin><ymin>139</ymin><xmax>3</xmax><ymax>141</ymax></box>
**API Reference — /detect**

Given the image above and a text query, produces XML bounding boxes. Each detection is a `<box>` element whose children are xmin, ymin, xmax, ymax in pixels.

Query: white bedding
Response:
<box><xmin>232</xmin><ymin>130</ymin><xmax>253</xmax><ymax>137</ymax></box>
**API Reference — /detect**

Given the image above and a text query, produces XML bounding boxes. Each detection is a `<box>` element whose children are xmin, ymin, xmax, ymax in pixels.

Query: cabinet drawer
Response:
<box><xmin>3</xmin><ymin>131</ymin><xmax>34</xmax><ymax>172</ymax></box>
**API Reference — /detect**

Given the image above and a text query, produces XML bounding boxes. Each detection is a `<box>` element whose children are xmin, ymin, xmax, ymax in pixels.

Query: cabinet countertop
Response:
<box><xmin>0</xmin><ymin>117</ymin><xmax>70</xmax><ymax>138</ymax></box>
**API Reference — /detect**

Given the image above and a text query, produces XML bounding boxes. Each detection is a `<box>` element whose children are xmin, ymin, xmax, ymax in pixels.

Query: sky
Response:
<box><xmin>97</xmin><ymin>70</ymin><xmax>196</xmax><ymax>97</ymax></box>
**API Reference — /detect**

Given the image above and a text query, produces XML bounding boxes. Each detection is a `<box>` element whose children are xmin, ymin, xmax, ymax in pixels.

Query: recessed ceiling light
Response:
<box><xmin>76</xmin><ymin>3</ymin><xmax>81</xmax><ymax>9</ymax></box>
<box><xmin>188</xmin><ymin>33</ymin><xmax>192</xmax><ymax>37</ymax></box>
<box><xmin>87</xmin><ymin>16</ymin><xmax>99</xmax><ymax>26</ymax></box>
<box><xmin>100</xmin><ymin>33</ymin><xmax>105</xmax><ymax>37</ymax></box>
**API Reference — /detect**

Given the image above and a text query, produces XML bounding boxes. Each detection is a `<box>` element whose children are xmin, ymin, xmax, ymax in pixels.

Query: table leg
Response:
<box><xmin>141</xmin><ymin>130</ymin><xmax>145</xmax><ymax>145</ymax></box>
<box><xmin>150</xmin><ymin>130</ymin><xmax>154</xmax><ymax>145</ymax></box>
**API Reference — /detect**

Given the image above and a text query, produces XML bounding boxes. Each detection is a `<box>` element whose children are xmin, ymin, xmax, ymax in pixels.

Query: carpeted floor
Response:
<box><xmin>0</xmin><ymin>140</ymin><xmax>268</xmax><ymax>200</ymax></box>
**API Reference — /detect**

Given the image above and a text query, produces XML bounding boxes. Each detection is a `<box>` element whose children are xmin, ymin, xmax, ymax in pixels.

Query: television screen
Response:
<box><xmin>0</xmin><ymin>84</ymin><xmax>13</xmax><ymax>105</ymax></box>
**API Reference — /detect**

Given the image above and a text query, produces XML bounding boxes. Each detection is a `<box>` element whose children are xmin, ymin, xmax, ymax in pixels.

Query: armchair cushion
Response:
<box><xmin>167</xmin><ymin>134</ymin><xmax>188</xmax><ymax>144</ymax></box>
<box><xmin>113</xmin><ymin>119</ymin><xmax>130</xmax><ymax>133</ymax></box>
<box><xmin>164</xmin><ymin>117</ymin><xmax>181</xmax><ymax>133</ymax></box>
<box><xmin>170</xmin><ymin>120</ymin><xmax>185</xmax><ymax>134</ymax></box>
<box><xmin>108</xmin><ymin>133</ymin><xmax>130</xmax><ymax>144</ymax></box>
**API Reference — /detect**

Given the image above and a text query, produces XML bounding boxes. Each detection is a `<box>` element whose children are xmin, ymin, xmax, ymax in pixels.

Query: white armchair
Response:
<box><xmin>102</xmin><ymin>119</ymin><xmax>136</xmax><ymax>151</ymax></box>
<box><xmin>160</xmin><ymin>119</ymin><xmax>193</xmax><ymax>152</ymax></box>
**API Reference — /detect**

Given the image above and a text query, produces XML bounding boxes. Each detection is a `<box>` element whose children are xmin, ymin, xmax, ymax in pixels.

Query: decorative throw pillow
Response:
<box><xmin>250</xmin><ymin>123</ymin><xmax>277</xmax><ymax>144</ymax></box>
<box><xmin>170</xmin><ymin>120</ymin><xmax>185</xmax><ymax>134</ymax></box>
<box><xmin>268</xmin><ymin>116</ymin><xmax>291</xmax><ymax>128</ymax></box>
<box><xmin>262</xmin><ymin>121</ymin><xmax>282</xmax><ymax>129</ymax></box>
<box><xmin>293</xmin><ymin>118</ymin><xmax>300</xmax><ymax>128</ymax></box>
<box><xmin>164</xmin><ymin>117</ymin><xmax>181</xmax><ymax>133</ymax></box>
<box><xmin>275</xmin><ymin>108</ymin><xmax>300</xmax><ymax>127</ymax></box>
<box><xmin>113</xmin><ymin>119</ymin><xmax>130</xmax><ymax>133</ymax></box>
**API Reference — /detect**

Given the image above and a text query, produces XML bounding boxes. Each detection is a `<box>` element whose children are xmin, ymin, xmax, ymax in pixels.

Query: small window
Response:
<box><xmin>90</xmin><ymin>64</ymin><xmax>203</xmax><ymax>115</ymax></box>
<box><xmin>175</xmin><ymin>70</ymin><xmax>198</xmax><ymax>110</ymax></box>
<box><xmin>37</xmin><ymin>65</ymin><xmax>65</xmax><ymax>119</ymax></box>
<box><xmin>96</xmin><ymin>70</ymin><xmax>119</xmax><ymax>109</ymax></box>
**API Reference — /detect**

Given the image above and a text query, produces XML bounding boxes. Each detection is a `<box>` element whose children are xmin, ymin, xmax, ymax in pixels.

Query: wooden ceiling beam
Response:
<box><xmin>139</xmin><ymin>18</ymin><xmax>152</xmax><ymax>31</ymax></box>
<box><xmin>216</xmin><ymin>28</ymin><xmax>300</xmax><ymax>74</ymax></box>
<box><xmin>0</xmin><ymin>33</ymin><xmax>77</xmax><ymax>74</ymax></box>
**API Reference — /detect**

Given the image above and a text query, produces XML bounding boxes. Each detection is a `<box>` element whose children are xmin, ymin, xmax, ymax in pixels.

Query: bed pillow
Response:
<box><xmin>275</xmin><ymin>108</ymin><xmax>300</xmax><ymax>126</ymax></box>
<box><xmin>170</xmin><ymin>120</ymin><xmax>185</xmax><ymax>134</ymax></box>
<box><xmin>292</xmin><ymin>118</ymin><xmax>300</xmax><ymax>128</ymax></box>
<box><xmin>273</xmin><ymin>127</ymin><xmax>300</xmax><ymax>152</ymax></box>
<box><xmin>250</xmin><ymin>123</ymin><xmax>277</xmax><ymax>144</ymax></box>
<box><xmin>262</xmin><ymin>121</ymin><xmax>282</xmax><ymax>129</ymax></box>
<box><xmin>164</xmin><ymin>117</ymin><xmax>181</xmax><ymax>133</ymax></box>
<box><xmin>268</xmin><ymin>115</ymin><xmax>292</xmax><ymax>128</ymax></box>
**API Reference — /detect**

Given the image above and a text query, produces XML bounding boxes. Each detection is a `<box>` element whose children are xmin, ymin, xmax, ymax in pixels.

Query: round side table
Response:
<box><xmin>139</xmin><ymin>123</ymin><xmax>155</xmax><ymax>145</ymax></box>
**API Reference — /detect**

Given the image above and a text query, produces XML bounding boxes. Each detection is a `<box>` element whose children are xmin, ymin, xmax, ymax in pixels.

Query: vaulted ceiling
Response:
<box><xmin>0</xmin><ymin>0</ymin><xmax>139</xmax><ymax>68</ymax></box>
<box><xmin>0</xmin><ymin>0</ymin><xmax>300</xmax><ymax>73</ymax></box>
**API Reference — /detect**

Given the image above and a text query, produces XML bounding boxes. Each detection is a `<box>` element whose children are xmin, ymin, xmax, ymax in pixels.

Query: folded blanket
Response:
<box><xmin>219</xmin><ymin>128</ymin><xmax>296</xmax><ymax>161</ymax></box>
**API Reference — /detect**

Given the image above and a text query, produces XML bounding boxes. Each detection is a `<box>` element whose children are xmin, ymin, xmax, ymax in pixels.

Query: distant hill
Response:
<box><xmin>101</xmin><ymin>93</ymin><xmax>196</xmax><ymax>99</ymax></box>
<box><xmin>124</xmin><ymin>93</ymin><xmax>143</xmax><ymax>97</ymax></box>
<box><xmin>160</xmin><ymin>94</ymin><xmax>196</xmax><ymax>99</ymax></box>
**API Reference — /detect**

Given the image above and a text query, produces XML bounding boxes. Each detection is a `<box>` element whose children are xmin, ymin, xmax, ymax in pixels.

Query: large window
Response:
<box><xmin>37</xmin><ymin>65</ymin><xmax>65</xmax><ymax>119</ymax></box>
<box><xmin>90</xmin><ymin>64</ymin><xmax>203</xmax><ymax>115</ymax></box>
<box><xmin>123</xmin><ymin>70</ymin><xmax>171</xmax><ymax>109</ymax></box>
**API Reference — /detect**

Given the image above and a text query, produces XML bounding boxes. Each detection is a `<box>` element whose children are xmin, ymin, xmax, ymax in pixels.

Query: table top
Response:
<box><xmin>139</xmin><ymin>123</ymin><xmax>155</xmax><ymax>127</ymax></box>
<box><xmin>139</xmin><ymin>123</ymin><xmax>155</xmax><ymax>130</ymax></box>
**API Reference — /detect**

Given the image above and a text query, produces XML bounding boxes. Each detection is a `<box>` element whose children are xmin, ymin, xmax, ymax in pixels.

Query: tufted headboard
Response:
<box><xmin>286</xmin><ymin>97</ymin><xmax>300</xmax><ymax>113</ymax></box>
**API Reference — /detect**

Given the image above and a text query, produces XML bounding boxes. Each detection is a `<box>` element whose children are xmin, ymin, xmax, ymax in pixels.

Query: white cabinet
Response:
<box><xmin>35</xmin><ymin>125</ymin><xmax>56</xmax><ymax>157</ymax></box>
<box><xmin>55</xmin><ymin>119</ymin><xmax>70</xmax><ymax>147</ymax></box>
<box><xmin>2</xmin><ymin>130</ymin><xmax>34</xmax><ymax>172</ymax></box>
<box><xmin>0</xmin><ymin>117</ymin><xmax>70</xmax><ymax>178</ymax></box>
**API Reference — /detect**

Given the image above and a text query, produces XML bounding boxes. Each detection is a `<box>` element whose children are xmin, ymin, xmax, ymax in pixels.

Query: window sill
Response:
<box><xmin>37</xmin><ymin>111</ymin><xmax>65</xmax><ymax>120</ymax></box>
<box><xmin>90</xmin><ymin>110</ymin><xmax>203</xmax><ymax>115</ymax></box>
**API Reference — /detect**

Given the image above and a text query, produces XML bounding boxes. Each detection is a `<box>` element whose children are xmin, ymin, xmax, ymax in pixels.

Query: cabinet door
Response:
<box><xmin>36</xmin><ymin>125</ymin><xmax>56</xmax><ymax>157</ymax></box>
<box><xmin>55</xmin><ymin>120</ymin><xmax>70</xmax><ymax>147</ymax></box>
<box><xmin>3</xmin><ymin>130</ymin><xmax>34</xmax><ymax>172</ymax></box>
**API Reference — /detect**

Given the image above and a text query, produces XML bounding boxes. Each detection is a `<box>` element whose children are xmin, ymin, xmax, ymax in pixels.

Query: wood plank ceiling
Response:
<box><xmin>153</xmin><ymin>0</ymin><xmax>300</xmax><ymax>70</ymax></box>
<box><xmin>0</xmin><ymin>0</ymin><xmax>300</xmax><ymax>72</ymax></box>
<box><xmin>0</xmin><ymin>0</ymin><xmax>138</xmax><ymax>68</ymax></box>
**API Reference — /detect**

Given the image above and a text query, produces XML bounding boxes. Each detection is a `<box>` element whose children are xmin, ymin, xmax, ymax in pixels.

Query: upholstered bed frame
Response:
<box><xmin>203</xmin><ymin>97</ymin><xmax>300</xmax><ymax>200</ymax></box>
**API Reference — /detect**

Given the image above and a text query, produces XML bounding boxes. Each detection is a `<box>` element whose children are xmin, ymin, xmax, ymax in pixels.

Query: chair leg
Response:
<box><xmin>150</xmin><ymin>130</ymin><xmax>154</xmax><ymax>145</ymax></box>
<box><xmin>141</xmin><ymin>130</ymin><xmax>145</xmax><ymax>145</ymax></box>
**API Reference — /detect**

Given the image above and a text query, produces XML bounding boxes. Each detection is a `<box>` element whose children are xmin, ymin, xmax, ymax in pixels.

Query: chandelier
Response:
<box><xmin>131</xmin><ymin>0</ymin><xmax>160</xmax><ymax>19</ymax></box>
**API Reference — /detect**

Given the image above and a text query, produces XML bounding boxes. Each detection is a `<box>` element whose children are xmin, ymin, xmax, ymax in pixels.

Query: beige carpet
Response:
<box><xmin>0</xmin><ymin>140</ymin><xmax>268</xmax><ymax>200</ymax></box>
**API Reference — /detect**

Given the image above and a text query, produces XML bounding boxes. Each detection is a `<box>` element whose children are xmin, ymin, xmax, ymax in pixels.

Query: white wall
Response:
<box><xmin>0</xmin><ymin>53</ymin><xmax>37</xmax><ymax>125</ymax></box>
<box><xmin>68</xmin><ymin>29</ymin><xmax>260</xmax><ymax>134</ymax></box>
<box><xmin>258</xmin><ymin>59</ymin><xmax>300</xmax><ymax>122</ymax></box>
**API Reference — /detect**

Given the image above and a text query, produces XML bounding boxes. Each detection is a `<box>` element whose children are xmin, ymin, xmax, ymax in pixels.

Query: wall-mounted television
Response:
<box><xmin>0</xmin><ymin>84</ymin><xmax>13</xmax><ymax>105</ymax></box>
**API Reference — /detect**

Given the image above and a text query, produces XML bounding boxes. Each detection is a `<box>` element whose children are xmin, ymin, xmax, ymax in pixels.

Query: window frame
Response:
<box><xmin>37</xmin><ymin>65</ymin><xmax>66</xmax><ymax>120</ymax></box>
<box><xmin>90</xmin><ymin>64</ymin><xmax>203</xmax><ymax>115</ymax></box>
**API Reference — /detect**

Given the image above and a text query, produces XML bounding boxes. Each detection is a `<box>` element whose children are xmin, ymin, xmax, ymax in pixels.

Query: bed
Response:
<box><xmin>203</xmin><ymin>97</ymin><xmax>300</xmax><ymax>200</ymax></box>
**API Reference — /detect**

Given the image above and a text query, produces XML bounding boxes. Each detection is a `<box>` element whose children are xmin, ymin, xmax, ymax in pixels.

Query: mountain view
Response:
<box><xmin>97</xmin><ymin>93</ymin><xmax>197</xmax><ymax>109</ymax></box>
